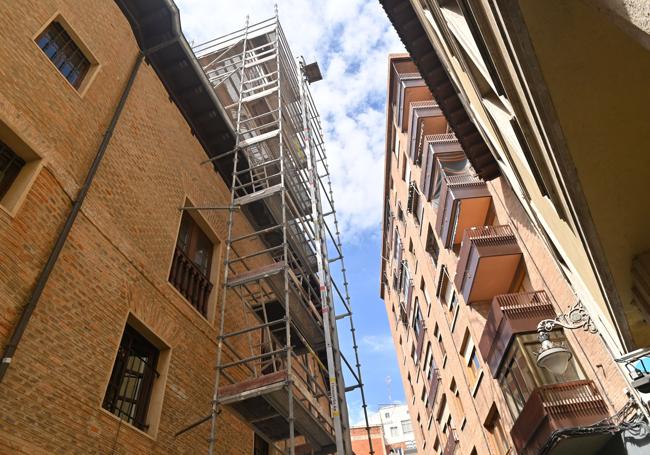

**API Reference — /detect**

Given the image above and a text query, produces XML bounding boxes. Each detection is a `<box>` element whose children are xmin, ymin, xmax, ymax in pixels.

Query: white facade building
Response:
<box><xmin>368</xmin><ymin>404</ymin><xmax>417</xmax><ymax>454</ymax></box>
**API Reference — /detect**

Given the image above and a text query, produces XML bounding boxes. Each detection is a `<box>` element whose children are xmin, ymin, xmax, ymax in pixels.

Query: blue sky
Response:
<box><xmin>176</xmin><ymin>0</ymin><xmax>406</xmax><ymax>424</ymax></box>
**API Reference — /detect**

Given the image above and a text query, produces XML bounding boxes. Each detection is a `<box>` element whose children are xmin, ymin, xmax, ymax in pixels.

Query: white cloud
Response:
<box><xmin>361</xmin><ymin>334</ymin><xmax>395</xmax><ymax>353</ymax></box>
<box><xmin>176</xmin><ymin>0</ymin><xmax>404</xmax><ymax>240</ymax></box>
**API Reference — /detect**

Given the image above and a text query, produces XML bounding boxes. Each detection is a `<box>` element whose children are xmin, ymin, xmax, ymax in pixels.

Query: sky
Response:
<box><xmin>175</xmin><ymin>0</ymin><xmax>406</xmax><ymax>425</ymax></box>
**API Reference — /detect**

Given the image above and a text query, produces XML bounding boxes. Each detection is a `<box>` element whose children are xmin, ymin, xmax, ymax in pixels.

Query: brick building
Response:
<box><xmin>0</xmin><ymin>1</ymin><xmax>362</xmax><ymax>454</ymax></box>
<box><xmin>379</xmin><ymin>55</ymin><xmax>640</xmax><ymax>454</ymax></box>
<box><xmin>351</xmin><ymin>425</ymin><xmax>389</xmax><ymax>455</ymax></box>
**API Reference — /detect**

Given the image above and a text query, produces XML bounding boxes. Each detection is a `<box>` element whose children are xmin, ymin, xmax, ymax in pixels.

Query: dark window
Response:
<box><xmin>0</xmin><ymin>140</ymin><xmax>25</xmax><ymax>200</ymax></box>
<box><xmin>169</xmin><ymin>212</ymin><xmax>215</xmax><ymax>316</ymax></box>
<box><xmin>253</xmin><ymin>433</ymin><xmax>269</xmax><ymax>455</ymax></box>
<box><xmin>36</xmin><ymin>21</ymin><xmax>90</xmax><ymax>89</ymax></box>
<box><xmin>103</xmin><ymin>325</ymin><xmax>159</xmax><ymax>430</ymax></box>
<box><xmin>425</xmin><ymin>224</ymin><xmax>440</xmax><ymax>265</ymax></box>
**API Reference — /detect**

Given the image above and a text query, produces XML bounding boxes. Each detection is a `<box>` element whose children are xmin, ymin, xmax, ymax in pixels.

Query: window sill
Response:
<box><xmin>99</xmin><ymin>407</ymin><xmax>157</xmax><ymax>442</ymax></box>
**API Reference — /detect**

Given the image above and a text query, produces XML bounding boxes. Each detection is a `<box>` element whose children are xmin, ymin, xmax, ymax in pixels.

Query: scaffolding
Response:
<box><xmin>176</xmin><ymin>11</ymin><xmax>374</xmax><ymax>455</ymax></box>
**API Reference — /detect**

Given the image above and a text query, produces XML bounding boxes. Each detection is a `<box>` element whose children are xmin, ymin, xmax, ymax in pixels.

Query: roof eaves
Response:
<box><xmin>379</xmin><ymin>0</ymin><xmax>500</xmax><ymax>181</ymax></box>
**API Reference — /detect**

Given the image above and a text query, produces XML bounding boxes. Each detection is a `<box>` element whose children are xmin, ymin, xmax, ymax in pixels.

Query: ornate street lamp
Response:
<box><xmin>536</xmin><ymin>301</ymin><xmax>598</xmax><ymax>374</ymax></box>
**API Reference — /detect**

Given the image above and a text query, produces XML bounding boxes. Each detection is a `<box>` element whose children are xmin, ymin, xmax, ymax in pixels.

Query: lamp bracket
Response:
<box><xmin>537</xmin><ymin>300</ymin><xmax>598</xmax><ymax>335</ymax></box>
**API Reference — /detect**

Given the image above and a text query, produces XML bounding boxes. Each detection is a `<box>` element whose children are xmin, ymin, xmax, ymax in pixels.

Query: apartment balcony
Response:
<box><xmin>407</xmin><ymin>100</ymin><xmax>446</xmax><ymax>162</ymax></box>
<box><xmin>415</xmin><ymin>319</ymin><xmax>426</xmax><ymax>360</ymax></box>
<box><xmin>454</xmin><ymin>225</ymin><xmax>522</xmax><ymax>304</ymax></box>
<box><xmin>426</xmin><ymin>368</ymin><xmax>440</xmax><ymax>412</ymax></box>
<box><xmin>443</xmin><ymin>429</ymin><xmax>458</xmax><ymax>455</ymax></box>
<box><xmin>479</xmin><ymin>291</ymin><xmax>556</xmax><ymax>377</ymax></box>
<box><xmin>394</xmin><ymin>72</ymin><xmax>430</xmax><ymax>131</ymax></box>
<box><xmin>435</xmin><ymin>174</ymin><xmax>491</xmax><ymax>249</ymax></box>
<box><xmin>510</xmin><ymin>380</ymin><xmax>610</xmax><ymax>454</ymax></box>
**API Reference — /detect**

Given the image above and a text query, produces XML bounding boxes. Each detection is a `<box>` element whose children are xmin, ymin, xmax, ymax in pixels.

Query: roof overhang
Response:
<box><xmin>379</xmin><ymin>0</ymin><xmax>500</xmax><ymax>181</ymax></box>
<box><xmin>114</xmin><ymin>0</ymin><xmax>236</xmax><ymax>171</ymax></box>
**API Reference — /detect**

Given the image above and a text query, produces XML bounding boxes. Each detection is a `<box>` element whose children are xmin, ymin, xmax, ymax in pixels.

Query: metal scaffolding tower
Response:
<box><xmin>176</xmin><ymin>11</ymin><xmax>374</xmax><ymax>455</ymax></box>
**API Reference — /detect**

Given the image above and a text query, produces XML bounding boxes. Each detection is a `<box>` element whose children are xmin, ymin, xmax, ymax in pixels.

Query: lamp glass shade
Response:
<box><xmin>537</xmin><ymin>344</ymin><xmax>573</xmax><ymax>375</ymax></box>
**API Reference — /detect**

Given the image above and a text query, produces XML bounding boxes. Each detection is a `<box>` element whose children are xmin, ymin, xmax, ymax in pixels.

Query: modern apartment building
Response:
<box><xmin>380</xmin><ymin>52</ymin><xmax>646</xmax><ymax>455</ymax></box>
<box><xmin>0</xmin><ymin>2</ymin><xmax>370</xmax><ymax>454</ymax></box>
<box><xmin>368</xmin><ymin>404</ymin><xmax>418</xmax><ymax>454</ymax></box>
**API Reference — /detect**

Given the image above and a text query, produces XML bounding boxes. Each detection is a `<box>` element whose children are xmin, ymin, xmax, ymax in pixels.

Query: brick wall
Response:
<box><xmin>381</xmin><ymin>62</ymin><xmax>630</xmax><ymax>455</ymax></box>
<box><xmin>0</xmin><ymin>1</ymin><xmax>267</xmax><ymax>454</ymax></box>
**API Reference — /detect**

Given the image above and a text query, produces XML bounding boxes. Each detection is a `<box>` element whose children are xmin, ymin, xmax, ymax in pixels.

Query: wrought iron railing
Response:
<box><xmin>169</xmin><ymin>247</ymin><xmax>213</xmax><ymax>316</ymax></box>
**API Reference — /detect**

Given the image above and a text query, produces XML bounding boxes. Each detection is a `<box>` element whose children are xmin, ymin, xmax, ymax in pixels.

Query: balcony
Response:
<box><xmin>510</xmin><ymin>380</ymin><xmax>609</xmax><ymax>454</ymax></box>
<box><xmin>479</xmin><ymin>291</ymin><xmax>556</xmax><ymax>377</ymax></box>
<box><xmin>435</xmin><ymin>174</ymin><xmax>491</xmax><ymax>249</ymax></box>
<box><xmin>426</xmin><ymin>368</ymin><xmax>440</xmax><ymax>412</ymax></box>
<box><xmin>169</xmin><ymin>247</ymin><xmax>213</xmax><ymax>316</ymax></box>
<box><xmin>443</xmin><ymin>429</ymin><xmax>458</xmax><ymax>455</ymax></box>
<box><xmin>407</xmin><ymin>100</ymin><xmax>446</xmax><ymax>162</ymax></box>
<box><xmin>454</xmin><ymin>225</ymin><xmax>522</xmax><ymax>304</ymax></box>
<box><xmin>415</xmin><ymin>320</ymin><xmax>426</xmax><ymax>360</ymax></box>
<box><xmin>394</xmin><ymin>72</ymin><xmax>430</xmax><ymax>131</ymax></box>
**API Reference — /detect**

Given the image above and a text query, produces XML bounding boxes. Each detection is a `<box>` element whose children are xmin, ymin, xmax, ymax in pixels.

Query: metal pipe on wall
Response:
<box><xmin>0</xmin><ymin>52</ymin><xmax>144</xmax><ymax>384</ymax></box>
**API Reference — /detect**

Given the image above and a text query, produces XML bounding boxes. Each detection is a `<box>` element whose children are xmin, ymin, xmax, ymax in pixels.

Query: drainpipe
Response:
<box><xmin>0</xmin><ymin>52</ymin><xmax>144</xmax><ymax>384</ymax></box>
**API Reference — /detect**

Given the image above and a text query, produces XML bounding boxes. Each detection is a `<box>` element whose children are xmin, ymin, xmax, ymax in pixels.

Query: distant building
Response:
<box><xmin>367</xmin><ymin>404</ymin><xmax>418</xmax><ymax>454</ymax></box>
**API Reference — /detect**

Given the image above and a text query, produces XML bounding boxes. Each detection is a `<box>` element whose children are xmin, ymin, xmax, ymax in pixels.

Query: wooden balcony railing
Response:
<box><xmin>464</xmin><ymin>224</ymin><xmax>516</xmax><ymax>243</ymax></box>
<box><xmin>479</xmin><ymin>291</ymin><xmax>556</xmax><ymax>376</ymax></box>
<box><xmin>169</xmin><ymin>247</ymin><xmax>213</xmax><ymax>317</ymax></box>
<box><xmin>443</xmin><ymin>429</ymin><xmax>458</xmax><ymax>455</ymax></box>
<box><xmin>426</xmin><ymin>368</ymin><xmax>440</xmax><ymax>411</ymax></box>
<box><xmin>510</xmin><ymin>380</ymin><xmax>609</xmax><ymax>454</ymax></box>
<box><xmin>424</xmin><ymin>132</ymin><xmax>458</xmax><ymax>144</ymax></box>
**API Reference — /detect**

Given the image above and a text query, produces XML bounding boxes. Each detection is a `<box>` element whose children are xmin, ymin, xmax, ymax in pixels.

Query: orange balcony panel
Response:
<box><xmin>394</xmin><ymin>72</ymin><xmax>430</xmax><ymax>131</ymax></box>
<box><xmin>435</xmin><ymin>174</ymin><xmax>491</xmax><ymax>249</ymax></box>
<box><xmin>478</xmin><ymin>291</ymin><xmax>556</xmax><ymax>377</ymax></box>
<box><xmin>510</xmin><ymin>380</ymin><xmax>610</xmax><ymax>454</ymax></box>
<box><xmin>454</xmin><ymin>225</ymin><xmax>522</xmax><ymax>304</ymax></box>
<box><xmin>407</xmin><ymin>100</ymin><xmax>446</xmax><ymax>160</ymax></box>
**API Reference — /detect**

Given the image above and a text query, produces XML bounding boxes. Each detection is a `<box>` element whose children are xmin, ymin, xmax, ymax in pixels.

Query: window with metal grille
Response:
<box><xmin>0</xmin><ymin>140</ymin><xmax>25</xmax><ymax>200</ymax></box>
<box><xmin>36</xmin><ymin>21</ymin><xmax>90</xmax><ymax>89</ymax></box>
<box><xmin>103</xmin><ymin>325</ymin><xmax>159</xmax><ymax>430</ymax></box>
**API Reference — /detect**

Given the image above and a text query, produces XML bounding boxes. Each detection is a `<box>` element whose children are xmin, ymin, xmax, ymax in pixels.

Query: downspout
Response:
<box><xmin>0</xmin><ymin>52</ymin><xmax>144</xmax><ymax>384</ymax></box>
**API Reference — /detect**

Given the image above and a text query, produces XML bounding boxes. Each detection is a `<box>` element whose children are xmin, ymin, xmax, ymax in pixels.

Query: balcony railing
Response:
<box><xmin>426</xmin><ymin>368</ymin><xmax>440</xmax><ymax>411</ymax></box>
<box><xmin>443</xmin><ymin>429</ymin><xmax>458</xmax><ymax>455</ymax></box>
<box><xmin>454</xmin><ymin>225</ymin><xmax>522</xmax><ymax>304</ymax></box>
<box><xmin>479</xmin><ymin>291</ymin><xmax>556</xmax><ymax>376</ymax></box>
<box><xmin>510</xmin><ymin>380</ymin><xmax>609</xmax><ymax>454</ymax></box>
<box><xmin>169</xmin><ymin>247</ymin><xmax>213</xmax><ymax>316</ymax></box>
<box><xmin>424</xmin><ymin>132</ymin><xmax>457</xmax><ymax>144</ymax></box>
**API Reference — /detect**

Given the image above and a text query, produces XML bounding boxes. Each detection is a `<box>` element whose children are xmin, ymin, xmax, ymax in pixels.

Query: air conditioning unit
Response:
<box><xmin>618</xmin><ymin>347</ymin><xmax>650</xmax><ymax>395</ymax></box>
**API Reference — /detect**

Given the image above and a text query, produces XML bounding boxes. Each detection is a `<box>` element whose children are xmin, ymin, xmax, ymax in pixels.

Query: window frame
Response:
<box><xmin>102</xmin><ymin>325</ymin><xmax>160</xmax><ymax>431</ymax></box>
<box><xmin>32</xmin><ymin>14</ymin><xmax>99</xmax><ymax>95</ymax></box>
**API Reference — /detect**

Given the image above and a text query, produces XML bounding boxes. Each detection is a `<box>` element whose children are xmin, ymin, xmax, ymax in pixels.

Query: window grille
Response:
<box><xmin>103</xmin><ymin>326</ymin><xmax>159</xmax><ymax>430</ymax></box>
<box><xmin>36</xmin><ymin>21</ymin><xmax>90</xmax><ymax>89</ymax></box>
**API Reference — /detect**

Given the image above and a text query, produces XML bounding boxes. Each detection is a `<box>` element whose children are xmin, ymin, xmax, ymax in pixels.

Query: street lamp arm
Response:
<box><xmin>536</xmin><ymin>301</ymin><xmax>599</xmax><ymax>334</ymax></box>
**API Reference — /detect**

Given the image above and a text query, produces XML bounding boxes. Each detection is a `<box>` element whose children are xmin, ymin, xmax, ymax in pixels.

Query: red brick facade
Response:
<box><xmin>0</xmin><ymin>2</ymin><xmax>263</xmax><ymax>453</ymax></box>
<box><xmin>380</xmin><ymin>56</ymin><xmax>629</xmax><ymax>454</ymax></box>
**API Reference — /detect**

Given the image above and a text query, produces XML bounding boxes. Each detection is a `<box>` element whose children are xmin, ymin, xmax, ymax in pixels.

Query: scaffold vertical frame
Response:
<box><xmin>173</xmin><ymin>9</ymin><xmax>374</xmax><ymax>454</ymax></box>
